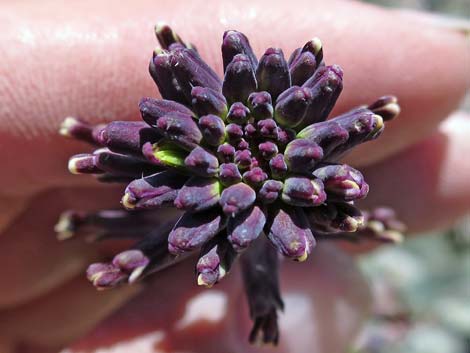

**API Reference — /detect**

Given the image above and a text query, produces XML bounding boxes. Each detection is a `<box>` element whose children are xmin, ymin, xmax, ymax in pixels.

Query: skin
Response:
<box><xmin>0</xmin><ymin>0</ymin><xmax>469</xmax><ymax>352</ymax></box>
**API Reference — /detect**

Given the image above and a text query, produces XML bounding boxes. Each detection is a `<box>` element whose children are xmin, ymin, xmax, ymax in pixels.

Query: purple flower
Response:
<box><xmin>58</xmin><ymin>23</ymin><xmax>404</xmax><ymax>345</ymax></box>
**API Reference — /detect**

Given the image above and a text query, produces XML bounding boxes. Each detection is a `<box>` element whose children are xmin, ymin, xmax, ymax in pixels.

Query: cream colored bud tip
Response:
<box><xmin>54</xmin><ymin>214</ymin><xmax>73</xmax><ymax>240</ymax></box>
<box><xmin>373</xmin><ymin>114</ymin><xmax>384</xmax><ymax>131</ymax></box>
<box><xmin>121</xmin><ymin>193</ymin><xmax>136</xmax><ymax>210</ymax></box>
<box><xmin>381</xmin><ymin>231</ymin><xmax>404</xmax><ymax>244</ymax></box>
<box><xmin>67</xmin><ymin>156</ymin><xmax>81</xmax><ymax>174</ymax></box>
<box><xmin>296</xmin><ymin>249</ymin><xmax>309</xmax><ymax>262</ymax></box>
<box><xmin>197</xmin><ymin>274</ymin><xmax>213</xmax><ymax>288</ymax></box>
<box><xmin>155</xmin><ymin>22</ymin><xmax>168</xmax><ymax>33</ymax></box>
<box><xmin>310</xmin><ymin>37</ymin><xmax>322</xmax><ymax>53</ymax></box>
<box><xmin>59</xmin><ymin>116</ymin><xmax>79</xmax><ymax>137</ymax></box>
<box><xmin>128</xmin><ymin>266</ymin><xmax>146</xmax><ymax>284</ymax></box>
<box><xmin>383</xmin><ymin>102</ymin><xmax>401</xmax><ymax>116</ymax></box>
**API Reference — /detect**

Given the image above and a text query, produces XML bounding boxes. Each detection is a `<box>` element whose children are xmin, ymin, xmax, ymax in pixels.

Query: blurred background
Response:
<box><xmin>354</xmin><ymin>2</ymin><xmax>469</xmax><ymax>352</ymax></box>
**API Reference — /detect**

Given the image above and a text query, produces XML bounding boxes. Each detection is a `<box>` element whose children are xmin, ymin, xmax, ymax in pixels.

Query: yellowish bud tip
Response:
<box><xmin>197</xmin><ymin>274</ymin><xmax>212</xmax><ymax>288</ymax></box>
<box><xmin>310</xmin><ymin>37</ymin><xmax>323</xmax><ymax>54</ymax></box>
<box><xmin>128</xmin><ymin>266</ymin><xmax>146</xmax><ymax>284</ymax></box>
<box><xmin>59</xmin><ymin>116</ymin><xmax>79</xmax><ymax>137</ymax></box>
<box><xmin>296</xmin><ymin>249</ymin><xmax>309</xmax><ymax>262</ymax></box>
<box><xmin>121</xmin><ymin>193</ymin><xmax>136</xmax><ymax>210</ymax></box>
<box><xmin>381</xmin><ymin>230</ymin><xmax>404</xmax><ymax>244</ymax></box>
<box><xmin>373</xmin><ymin>114</ymin><xmax>384</xmax><ymax>132</ymax></box>
<box><xmin>54</xmin><ymin>214</ymin><xmax>74</xmax><ymax>240</ymax></box>
<box><xmin>67</xmin><ymin>157</ymin><xmax>80</xmax><ymax>174</ymax></box>
<box><xmin>155</xmin><ymin>21</ymin><xmax>167</xmax><ymax>34</ymax></box>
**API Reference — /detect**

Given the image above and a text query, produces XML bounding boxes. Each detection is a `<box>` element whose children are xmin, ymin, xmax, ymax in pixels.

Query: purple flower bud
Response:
<box><xmin>265</xmin><ymin>206</ymin><xmax>316</xmax><ymax>261</ymax></box>
<box><xmin>258</xmin><ymin>180</ymin><xmax>283</xmax><ymax>204</ymax></box>
<box><xmin>191</xmin><ymin>86</ymin><xmax>228</xmax><ymax>118</ymax></box>
<box><xmin>222</xmin><ymin>30</ymin><xmax>258</xmax><ymax>72</ymax></box>
<box><xmin>244</xmin><ymin>123</ymin><xmax>257</xmax><ymax>139</ymax></box>
<box><xmin>68</xmin><ymin>154</ymin><xmax>103</xmax><ymax>175</ymax></box>
<box><xmin>297</xmin><ymin>120</ymin><xmax>349</xmax><ymax>156</ymax></box>
<box><xmin>289</xmin><ymin>51</ymin><xmax>317</xmax><ymax>86</ymax></box>
<box><xmin>122</xmin><ymin>171</ymin><xmax>187</xmax><ymax>210</ymax></box>
<box><xmin>256</xmin><ymin>48</ymin><xmax>291</xmax><ymax>101</ymax></box>
<box><xmin>196</xmin><ymin>236</ymin><xmax>237</xmax><ymax>287</ymax></box>
<box><xmin>223</xmin><ymin>54</ymin><xmax>257</xmax><ymax>104</ymax></box>
<box><xmin>243</xmin><ymin>167</ymin><xmax>268</xmax><ymax>187</ymax></box>
<box><xmin>59</xmin><ymin>117</ymin><xmax>104</xmax><ymax>146</ymax></box>
<box><xmin>257</xmin><ymin>119</ymin><xmax>278</xmax><ymax>139</ymax></box>
<box><xmin>234</xmin><ymin>149</ymin><xmax>252</xmax><ymax>169</ymax></box>
<box><xmin>226</xmin><ymin>102</ymin><xmax>250</xmax><ymax>124</ymax></box>
<box><xmin>95</xmin><ymin>149</ymin><xmax>159</xmax><ymax>177</ymax></box>
<box><xmin>149</xmin><ymin>53</ymin><xmax>187</xmax><ymax>104</ymax></box>
<box><xmin>302</xmin><ymin>37</ymin><xmax>323</xmax><ymax>64</ymax></box>
<box><xmin>237</xmin><ymin>138</ymin><xmax>250</xmax><ymax>150</ymax></box>
<box><xmin>168</xmin><ymin>209</ymin><xmax>226</xmax><ymax>255</ymax></box>
<box><xmin>276</xmin><ymin>127</ymin><xmax>296</xmax><ymax>146</ymax></box>
<box><xmin>219</xmin><ymin>163</ymin><xmax>243</xmax><ymax>186</ymax></box>
<box><xmin>258</xmin><ymin>141</ymin><xmax>279</xmax><ymax>160</ymax></box>
<box><xmin>184</xmin><ymin>146</ymin><xmax>219</xmax><ymax>177</ymax></box>
<box><xmin>216</xmin><ymin>143</ymin><xmax>236</xmax><ymax>163</ymax></box>
<box><xmin>282</xmin><ymin>177</ymin><xmax>326</xmax><ymax>207</ymax></box>
<box><xmin>139</xmin><ymin>97</ymin><xmax>194</xmax><ymax>127</ymax></box>
<box><xmin>227</xmin><ymin>206</ymin><xmax>266</xmax><ymax>251</ymax></box>
<box><xmin>86</xmin><ymin>263</ymin><xmax>127</xmax><ymax>290</ymax></box>
<box><xmin>368</xmin><ymin>95</ymin><xmax>400</xmax><ymax>121</ymax></box>
<box><xmin>174</xmin><ymin>177</ymin><xmax>222</xmax><ymax>212</ymax></box>
<box><xmin>154</xmin><ymin>22</ymin><xmax>186</xmax><ymax>49</ymax></box>
<box><xmin>274</xmin><ymin>86</ymin><xmax>312</xmax><ymax>128</ymax></box>
<box><xmin>198</xmin><ymin>114</ymin><xmax>226</xmax><ymax>146</ymax></box>
<box><xmin>313</xmin><ymin>164</ymin><xmax>369</xmax><ymax>201</ymax></box>
<box><xmin>284</xmin><ymin>139</ymin><xmax>323</xmax><ymax>173</ymax></box>
<box><xmin>306</xmin><ymin>202</ymin><xmax>364</xmax><ymax>233</ymax></box>
<box><xmin>269</xmin><ymin>154</ymin><xmax>288</xmax><ymax>179</ymax></box>
<box><xmin>156</xmin><ymin>111</ymin><xmax>202</xmax><ymax>150</ymax></box>
<box><xmin>219</xmin><ymin>183</ymin><xmax>256</xmax><ymax>216</ymax></box>
<box><xmin>112</xmin><ymin>249</ymin><xmax>150</xmax><ymax>274</ymax></box>
<box><xmin>247</xmin><ymin>91</ymin><xmax>273</xmax><ymax>120</ymax></box>
<box><xmin>327</xmin><ymin>109</ymin><xmax>384</xmax><ymax>160</ymax></box>
<box><xmin>225</xmin><ymin>123</ymin><xmax>244</xmax><ymax>141</ymax></box>
<box><xmin>301</xmin><ymin>65</ymin><xmax>343</xmax><ymax>127</ymax></box>
<box><xmin>96</xmin><ymin>121</ymin><xmax>161</xmax><ymax>156</ymax></box>
<box><xmin>170</xmin><ymin>48</ymin><xmax>222</xmax><ymax>100</ymax></box>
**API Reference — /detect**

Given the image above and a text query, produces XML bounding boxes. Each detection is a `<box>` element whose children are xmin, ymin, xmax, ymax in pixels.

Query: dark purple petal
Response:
<box><xmin>284</xmin><ymin>139</ymin><xmax>323</xmax><ymax>174</ymax></box>
<box><xmin>184</xmin><ymin>146</ymin><xmax>219</xmax><ymax>177</ymax></box>
<box><xmin>219</xmin><ymin>182</ymin><xmax>256</xmax><ymax>216</ymax></box>
<box><xmin>174</xmin><ymin>177</ymin><xmax>222</xmax><ymax>212</ymax></box>
<box><xmin>256</xmin><ymin>48</ymin><xmax>291</xmax><ymax>101</ymax></box>
<box><xmin>282</xmin><ymin>176</ymin><xmax>326</xmax><ymax>207</ymax></box>
<box><xmin>191</xmin><ymin>86</ymin><xmax>228</xmax><ymax>118</ymax></box>
<box><xmin>234</xmin><ymin>149</ymin><xmax>252</xmax><ymax>169</ymax></box>
<box><xmin>94</xmin><ymin>149</ymin><xmax>159</xmax><ymax>177</ymax></box>
<box><xmin>227</xmin><ymin>205</ymin><xmax>266</xmax><ymax>251</ymax></box>
<box><xmin>168</xmin><ymin>209</ymin><xmax>226</xmax><ymax>254</ymax></box>
<box><xmin>198</xmin><ymin>114</ymin><xmax>226</xmax><ymax>147</ymax></box>
<box><xmin>305</xmin><ymin>202</ymin><xmax>364</xmax><ymax>233</ymax></box>
<box><xmin>265</xmin><ymin>205</ymin><xmax>316</xmax><ymax>261</ymax></box>
<box><xmin>289</xmin><ymin>51</ymin><xmax>317</xmax><ymax>86</ymax></box>
<box><xmin>257</xmin><ymin>119</ymin><xmax>278</xmax><ymax>139</ymax></box>
<box><xmin>225</xmin><ymin>123</ymin><xmax>244</xmax><ymax>141</ymax></box>
<box><xmin>222</xmin><ymin>30</ymin><xmax>258</xmax><ymax>72</ymax></box>
<box><xmin>222</xmin><ymin>54</ymin><xmax>257</xmax><ymax>104</ymax></box>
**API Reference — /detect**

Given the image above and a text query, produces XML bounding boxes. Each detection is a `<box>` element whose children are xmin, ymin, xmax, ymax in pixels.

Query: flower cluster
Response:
<box><xmin>58</xmin><ymin>24</ymin><xmax>403</xmax><ymax>344</ymax></box>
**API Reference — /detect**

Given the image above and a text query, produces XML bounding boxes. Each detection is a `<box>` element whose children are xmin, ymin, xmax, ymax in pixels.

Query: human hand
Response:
<box><xmin>0</xmin><ymin>0</ymin><xmax>468</xmax><ymax>352</ymax></box>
